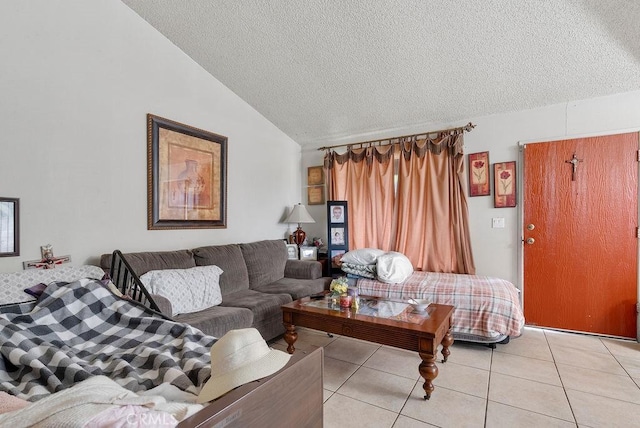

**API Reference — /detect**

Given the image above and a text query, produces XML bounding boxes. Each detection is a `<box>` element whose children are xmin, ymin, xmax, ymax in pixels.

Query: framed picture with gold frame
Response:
<box><xmin>307</xmin><ymin>186</ymin><xmax>325</xmax><ymax>205</ymax></box>
<box><xmin>147</xmin><ymin>114</ymin><xmax>227</xmax><ymax>229</ymax></box>
<box><xmin>307</xmin><ymin>166</ymin><xmax>324</xmax><ymax>185</ymax></box>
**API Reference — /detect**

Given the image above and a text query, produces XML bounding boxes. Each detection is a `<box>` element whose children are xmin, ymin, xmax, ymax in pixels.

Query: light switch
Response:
<box><xmin>492</xmin><ymin>217</ymin><xmax>505</xmax><ymax>228</ymax></box>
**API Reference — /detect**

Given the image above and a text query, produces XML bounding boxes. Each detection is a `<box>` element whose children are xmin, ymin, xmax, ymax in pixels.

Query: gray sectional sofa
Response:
<box><xmin>100</xmin><ymin>239</ymin><xmax>331</xmax><ymax>341</ymax></box>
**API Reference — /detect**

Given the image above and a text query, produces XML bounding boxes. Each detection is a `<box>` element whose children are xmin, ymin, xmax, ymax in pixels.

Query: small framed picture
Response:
<box><xmin>307</xmin><ymin>166</ymin><xmax>324</xmax><ymax>186</ymax></box>
<box><xmin>468</xmin><ymin>151</ymin><xmax>490</xmax><ymax>196</ymax></box>
<box><xmin>330</xmin><ymin>227</ymin><xmax>345</xmax><ymax>245</ymax></box>
<box><xmin>299</xmin><ymin>246</ymin><xmax>318</xmax><ymax>261</ymax></box>
<box><xmin>494</xmin><ymin>161</ymin><xmax>516</xmax><ymax>208</ymax></box>
<box><xmin>285</xmin><ymin>244</ymin><xmax>299</xmax><ymax>260</ymax></box>
<box><xmin>328</xmin><ymin>202</ymin><xmax>345</xmax><ymax>224</ymax></box>
<box><xmin>307</xmin><ymin>186</ymin><xmax>325</xmax><ymax>205</ymax></box>
<box><xmin>330</xmin><ymin>249</ymin><xmax>346</xmax><ymax>268</ymax></box>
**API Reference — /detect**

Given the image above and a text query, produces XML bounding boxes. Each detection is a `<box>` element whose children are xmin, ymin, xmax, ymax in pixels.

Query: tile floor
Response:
<box><xmin>271</xmin><ymin>327</ymin><xmax>640</xmax><ymax>427</ymax></box>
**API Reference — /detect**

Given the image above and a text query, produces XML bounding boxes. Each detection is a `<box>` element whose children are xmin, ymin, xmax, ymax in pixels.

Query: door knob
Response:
<box><xmin>526</xmin><ymin>237</ymin><xmax>535</xmax><ymax>245</ymax></box>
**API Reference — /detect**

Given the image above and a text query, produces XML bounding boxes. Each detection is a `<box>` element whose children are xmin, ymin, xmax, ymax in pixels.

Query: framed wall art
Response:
<box><xmin>494</xmin><ymin>161</ymin><xmax>516</xmax><ymax>208</ymax></box>
<box><xmin>307</xmin><ymin>186</ymin><xmax>325</xmax><ymax>205</ymax></box>
<box><xmin>147</xmin><ymin>114</ymin><xmax>227</xmax><ymax>229</ymax></box>
<box><xmin>326</xmin><ymin>200</ymin><xmax>349</xmax><ymax>275</ymax></box>
<box><xmin>468</xmin><ymin>151</ymin><xmax>490</xmax><ymax>196</ymax></box>
<box><xmin>0</xmin><ymin>197</ymin><xmax>19</xmax><ymax>257</ymax></box>
<box><xmin>307</xmin><ymin>166</ymin><xmax>324</xmax><ymax>185</ymax></box>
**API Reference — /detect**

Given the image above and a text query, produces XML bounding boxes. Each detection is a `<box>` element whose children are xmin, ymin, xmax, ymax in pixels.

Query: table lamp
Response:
<box><xmin>284</xmin><ymin>203</ymin><xmax>315</xmax><ymax>246</ymax></box>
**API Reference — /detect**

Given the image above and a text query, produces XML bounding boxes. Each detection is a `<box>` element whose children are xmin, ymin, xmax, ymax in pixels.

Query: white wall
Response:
<box><xmin>0</xmin><ymin>1</ymin><xmax>301</xmax><ymax>272</ymax></box>
<box><xmin>302</xmin><ymin>90</ymin><xmax>640</xmax><ymax>287</ymax></box>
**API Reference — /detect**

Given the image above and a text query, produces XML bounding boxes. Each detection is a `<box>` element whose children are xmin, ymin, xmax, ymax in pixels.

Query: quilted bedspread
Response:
<box><xmin>0</xmin><ymin>279</ymin><xmax>216</xmax><ymax>401</ymax></box>
<box><xmin>356</xmin><ymin>271</ymin><xmax>525</xmax><ymax>340</ymax></box>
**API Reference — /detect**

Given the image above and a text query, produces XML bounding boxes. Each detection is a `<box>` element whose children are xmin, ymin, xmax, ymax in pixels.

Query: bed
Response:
<box><xmin>339</xmin><ymin>250</ymin><xmax>524</xmax><ymax>344</ymax></box>
<box><xmin>0</xmin><ymin>251</ymin><xmax>323</xmax><ymax>426</ymax></box>
<box><xmin>355</xmin><ymin>271</ymin><xmax>524</xmax><ymax>344</ymax></box>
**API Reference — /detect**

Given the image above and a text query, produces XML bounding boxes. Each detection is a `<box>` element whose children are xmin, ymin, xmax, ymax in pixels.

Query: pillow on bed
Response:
<box><xmin>340</xmin><ymin>248</ymin><xmax>385</xmax><ymax>266</ymax></box>
<box><xmin>140</xmin><ymin>265</ymin><xmax>223</xmax><ymax>315</ymax></box>
<box><xmin>376</xmin><ymin>252</ymin><xmax>414</xmax><ymax>284</ymax></box>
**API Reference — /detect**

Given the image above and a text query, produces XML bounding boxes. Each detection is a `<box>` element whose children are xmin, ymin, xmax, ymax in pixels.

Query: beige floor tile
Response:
<box><xmin>442</xmin><ymin>341</ymin><xmax>492</xmax><ymax>370</ymax></box>
<box><xmin>323</xmin><ymin>336</ymin><xmax>380</xmax><ymax>364</ymax></box>
<box><xmin>364</xmin><ymin>345</ymin><xmax>422</xmax><ymax>380</ymax></box>
<box><xmin>567</xmin><ymin>389</ymin><xmax>640</xmax><ymax>428</ymax></box>
<box><xmin>556</xmin><ymin>363</ymin><xmax>640</xmax><ymax>404</ymax></box>
<box><xmin>488</xmin><ymin>372</ymin><xmax>574</xmax><ymax>422</ymax></box>
<box><xmin>323</xmin><ymin>356</ymin><xmax>360</xmax><ymax>391</ymax></box>
<box><xmin>550</xmin><ymin>345</ymin><xmax>627</xmax><ymax>375</ymax></box>
<box><xmin>323</xmin><ymin>393</ymin><xmax>398</xmax><ymax>428</ymax></box>
<box><xmin>402</xmin><ymin>384</ymin><xmax>486</xmax><ymax>428</ymax></box>
<box><xmin>433</xmin><ymin>362</ymin><xmax>490</xmax><ymax>398</ymax></box>
<box><xmin>602</xmin><ymin>337</ymin><xmax>640</xmax><ymax>359</ymax></box>
<box><xmin>545</xmin><ymin>329</ymin><xmax>610</xmax><ymax>354</ymax></box>
<box><xmin>392</xmin><ymin>415</ymin><xmax>434</xmax><ymax>427</ymax></box>
<box><xmin>485</xmin><ymin>401</ymin><xmax>576</xmax><ymax>427</ymax></box>
<box><xmin>323</xmin><ymin>388</ymin><xmax>333</xmax><ymax>403</ymax></box>
<box><xmin>616</xmin><ymin>354</ymin><xmax>640</xmax><ymax>378</ymax></box>
<box><xmin>495</xmin><ymin>330</ymin><xmax>554</xmax><ymax>361</ymax></box>
<box><xmin>336</xmin><ymin>366</ymin><xmax>416</xmax><ymax>412</ymax></box>
<box><xmin>491</xmin><ymin>351</ymin><xmax>562</xmax><ymax>386</ymax></box>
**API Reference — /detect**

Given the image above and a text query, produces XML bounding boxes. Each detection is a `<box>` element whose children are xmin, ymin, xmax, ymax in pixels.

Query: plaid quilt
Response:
<box><xmin>357</xmin><ymin>271</ymin><xmax>524</xmax><ymax>339</ymax></box>
<box><xmin>0</xmin><ymin>279</ymin><xmax>216</xmax><ymax>401</ymax></box>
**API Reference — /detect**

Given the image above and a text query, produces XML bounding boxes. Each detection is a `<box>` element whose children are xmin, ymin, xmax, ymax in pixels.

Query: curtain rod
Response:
<box><xmin>317</xmin><ymin>122</ymin><xmax>476</xmax><ymax>151</ymax></box>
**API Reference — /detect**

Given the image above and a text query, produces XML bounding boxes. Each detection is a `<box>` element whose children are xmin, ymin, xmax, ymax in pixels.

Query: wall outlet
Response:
<box><xmin>492</xmin><ymin>217</ymin><xmax>505</xmax><ymax>228</ymax></box>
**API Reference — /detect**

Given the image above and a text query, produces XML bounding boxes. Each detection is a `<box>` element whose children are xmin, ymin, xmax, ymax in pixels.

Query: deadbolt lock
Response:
<box><xmin>527</xmin><ymin>224</ymin><xmax>535</xmax><ymax>230</ymax></box>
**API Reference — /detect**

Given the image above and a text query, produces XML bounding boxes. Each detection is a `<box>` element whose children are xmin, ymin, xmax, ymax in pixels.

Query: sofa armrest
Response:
<box><xmin>151</xmin><ymin>294</ymin><xmax>173</xmax><ymax>317</ymax></box>
<box><xmin>284</xmin><ymin>260</ymin><xmax>322</xmax><ymax>280</ymax></box>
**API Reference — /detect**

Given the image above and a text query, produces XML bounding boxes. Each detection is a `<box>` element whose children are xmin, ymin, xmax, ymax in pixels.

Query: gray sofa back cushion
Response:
<box><xmin>240</xmin><ymin>240</ymin><xmax>287</xmax><ymax>288</ymax></box>
<box><xmin>192</xmin><ymin>244</ymin><xmax>249</xmax><ymax>295</ymax></box>
<box><xmin>100</xmin><ymin>250</ymin><xmax>196</xmax><ymax>277</ymax></box>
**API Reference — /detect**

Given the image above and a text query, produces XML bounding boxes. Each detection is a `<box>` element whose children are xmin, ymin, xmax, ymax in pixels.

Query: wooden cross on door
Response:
<box><xmin>565</xmin><ymin>153</ymin><xmax>583</xmax><ymax>181</ymax></box>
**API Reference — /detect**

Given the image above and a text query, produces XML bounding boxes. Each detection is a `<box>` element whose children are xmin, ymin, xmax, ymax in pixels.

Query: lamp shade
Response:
<box><xmin>284</xmin><ymin>204</ymin><xmax>315</xmax><ymax>224</ymax></box>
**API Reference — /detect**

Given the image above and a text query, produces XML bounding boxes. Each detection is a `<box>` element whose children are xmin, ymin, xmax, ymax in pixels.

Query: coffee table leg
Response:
<box><xmin>418</xmin><ymin>352</ymin><xmax>438</xmax><ymax>400</ymax></box>
<box><xmin>284</xmin><ymin>323</ymin><xmax>298</xmax><ymax>354</ymax></box>
<box><xmin>440</xmin><ymin>330</ymin><xmax>454</xmax><ymax>363</ymax></box>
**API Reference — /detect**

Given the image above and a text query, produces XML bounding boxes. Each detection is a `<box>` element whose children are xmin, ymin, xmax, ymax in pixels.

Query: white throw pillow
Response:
<box><xmin>340</xmin><ymin>248</ymin><xmax>386</xmax><ymax>266</ymax></box>
<box><xmin>140</xmin><ymin>265</ymin><xmax>223</xmax><ymax>315</ymax></box>
<box><xmin>376</xmin><ymin>252</ymin><xmax>414</xmax><ymax>284</ymax></box>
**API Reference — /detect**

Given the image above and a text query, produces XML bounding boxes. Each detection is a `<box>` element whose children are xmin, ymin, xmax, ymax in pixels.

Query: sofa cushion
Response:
<box><xmin>140</xmin><ymin>265</ymin><xmax>223</xmax><ymax>315</ymax></box>
<box><xmin>252</xmin><ymin>277</ymin><xmax>326</xmax><ymax>300</ymax></box>
<box><xmin>100</xmin><ymin>250</ymin><xmax>196</xmax><ymax>277</ymax></box>
<box><xmin>220</xmin><ymin>289</ymin><xmax>291</xmax><ymax>340</ymax></box>
<box><xmin>240</xmin><ymin>240</ymin><xmax>288</xmax><ymax>288</ymax></box>
<box><xmin>284</xmin><ymin>260</ymin><xmax>322</xmax><ymax>280</ymax></box>
<box><xmin>192</xmin><ymin>244</ymin><xmax>249</xmax><ymax>295</ymax></box>
<box><xmin>174</xmin><ymin>306</ymin><xmax>253</xmax><ymax>339</ymax></box>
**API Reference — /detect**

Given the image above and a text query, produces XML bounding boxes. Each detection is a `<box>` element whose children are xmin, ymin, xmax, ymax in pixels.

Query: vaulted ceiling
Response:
<box><xmin>123</xmin><ymin>0</ymin><xmax>640</xmax><ymax>146</ymax></box>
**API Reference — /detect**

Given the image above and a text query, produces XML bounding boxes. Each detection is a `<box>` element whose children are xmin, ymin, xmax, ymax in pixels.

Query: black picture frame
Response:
<box><xmin>326</xmin><ymin>200</ymin><xmax>349</xmax><ymax>274</ymax></box>
<box><xmin>147</xmin><ymin>114</ymin><xmax>228</xmax><ymax>230</ymax></box>
<box><xmin>0</xmin><ymin>197</ymin><xmax>19</xmax><ymax>257</ymax></box>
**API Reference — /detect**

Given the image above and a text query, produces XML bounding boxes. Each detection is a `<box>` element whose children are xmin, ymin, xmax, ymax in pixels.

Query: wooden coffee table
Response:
<box><xmin>282</xmin><ymin>295</ymin><xmax>454</xmax><ymax>400</ymax></box>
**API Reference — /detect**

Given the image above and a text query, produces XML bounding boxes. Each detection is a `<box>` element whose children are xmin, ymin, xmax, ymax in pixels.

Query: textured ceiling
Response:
<box><xmin>122</xmin><ymin>0</ymin><xmax>640</xmax><ymax>146</ymax></box>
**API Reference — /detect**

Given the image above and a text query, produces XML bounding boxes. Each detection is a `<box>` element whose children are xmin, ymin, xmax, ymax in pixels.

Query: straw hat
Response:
<box><xmin>197</xmin><ymin>328</ymin><xmax>291</xmax><ymax>403</ymax></box>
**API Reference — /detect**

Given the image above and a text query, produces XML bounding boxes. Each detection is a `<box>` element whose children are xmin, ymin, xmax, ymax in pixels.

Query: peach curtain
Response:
<box><xmin>394</xmin><ymin>134</ymin><xmax>475</xmax><ymax>274</ymax></box>
<box><xmin>325</xmin><ymin>146</ymin><xmax>396</xmax><ymax>251</ymax></box>
<box><xmin>325</xmin><ymin>133</ymin><xmax>475</xmax><ymax>274</ymax></box>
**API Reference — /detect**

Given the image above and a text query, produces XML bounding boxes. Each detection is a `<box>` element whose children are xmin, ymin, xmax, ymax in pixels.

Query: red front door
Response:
<box><xmin>522</xmin><ymin>132</ymin><xmax>638</xmax><ymax>338</ymax></box>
